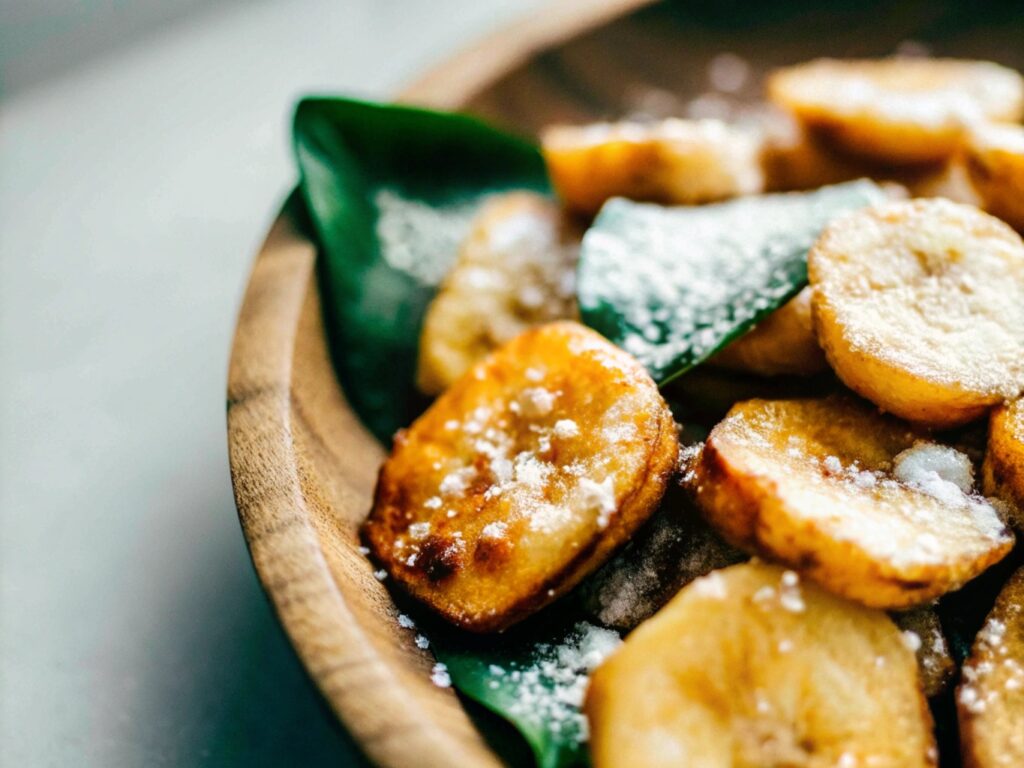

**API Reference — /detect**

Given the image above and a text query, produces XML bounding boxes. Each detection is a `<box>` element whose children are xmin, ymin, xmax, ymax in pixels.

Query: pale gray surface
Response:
<box><xmin>0</xmin><ymin>1</ymin><xmax>541</xmax><ymax>764</ymax></box>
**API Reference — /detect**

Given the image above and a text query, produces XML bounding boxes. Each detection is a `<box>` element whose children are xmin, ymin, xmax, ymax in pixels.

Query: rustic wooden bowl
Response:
<box><xmin>227</xmin><ymin>2</ymin><xmax>1024</xmax><ymax>765</ymax></box>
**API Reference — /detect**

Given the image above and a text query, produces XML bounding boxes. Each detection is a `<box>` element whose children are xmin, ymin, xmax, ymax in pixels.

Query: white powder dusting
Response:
<box><xmin>430</xmin><ymin>662</ymin><xmax>452</xmax><ymax>688</ymax></box>
<box><xmin>439</xmin><ymin>466</ymin><xmax>476</xmax><ymax>496</ymax></box>
<box><xmin>901</xmin><ymin>630</ymin><xmax>922</xmax><ymax>653</ymax></box>
<box><xmin>894</xmin><ymin>442</ymin><xmax>975</xmax><ymax>496</ymax></box>
<box><xmin>397</xmin><ymin>613</ymin><xmax>416</xmax><ymax>629</ymax></box>
<box><xmin>374</xmin><ymin>189</ymin><xmax>483</xmax><ymax>286</ymax></box>
<box><xmin>577</xmin><ymin>182</ymin><xmax>885</xmax><ymax>379</ymax></box>
<box><xmin>553</xmin><ymin>419</ymin><xmax>580</xmax><ymax>439</ymax></box>
<box><xmin>415</xmin><ymin>634</ymin><xmax>430</xmax><ymax>650</ymax></box>
<box><xmin>490</xmin><ymin>623</ymin><xmax>621</xmax><ymax>746</ymax></box>
<box><xmin>408</xmin><ymin>522</ymin><xmax>431</xmax><ymax>541</ymax></box>
<box><xmin>481</xmin><ymin>521</ymin><xmax>508</xmax><ymax>540</ymax></box>
<box><xmin>518</xmin><ymin>387</ymin><xmax>556</xmax><ymax>417</ymax></box>
<box><xmin>574</xmin><ymin>477</ymin><xmax>617</xmax><ymax>530</ymax></box>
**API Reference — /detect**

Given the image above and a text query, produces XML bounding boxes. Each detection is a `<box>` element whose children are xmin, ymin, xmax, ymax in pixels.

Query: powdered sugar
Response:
<box><xmin>483</xmin><ymin>622</ymin><xmax>621</xmax><ymax>746</ymax></box>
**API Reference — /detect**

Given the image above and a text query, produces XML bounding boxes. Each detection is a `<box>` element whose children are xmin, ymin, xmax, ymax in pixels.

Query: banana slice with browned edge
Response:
<box><xmin>541</xmin><ymin>119</ymin><xmax>764</xmax><ymax>216</ymax></box>
<box><xmin>581</xmin><ymin>485</ymin><xmax>747</xmax><ymax>631</ymax></box>
<box><xmin>893</xmin><ymin>606</ymin><xmax>956</xmax><ymax>698</ymax></box>
<box><xmin>364</xmin><ymin>321</ymin><xmax>678</xmax><ymax>632</ymax></box>
<box><xmin>964</xmin><ymin>123</ymin><xmax>1024</xmax><ymax>232</ymax></box>
<box><xmin>809</xmin><ymin>199</ymin><xmax>1024</xmax><ymax>428</ymax></box>
<box><xmin>768</xmin><ymin>58</ymin><xmax>1024</xmax><ymax>165</ymax></box>
<box><xmin>587</xmin><ymin>561</ymin><xmax>937</xmax><ymax>768</ymax></box>
<box><xmin>983</xmin><ymin>398</ymin><xmax>1024</xmax><ymax>530</ymax></box>
<box><xmin>957</xmin><ymin>566</ymin><xmax>1024</xmax><ymax>768</ymax></box>
<box><xmin>416</xmin><ymin>192</ymin><xmax>579</xmax><ymax>395</ymax></box>
<box><xmin>710</xmin><ymin>287</ymin><xmax>828</xmax><ymax>377</ymax></box>
<box><xmin>690</xmin><ymin>396</ymin><xmax>1014</xmax><ymax>609</ymax></box>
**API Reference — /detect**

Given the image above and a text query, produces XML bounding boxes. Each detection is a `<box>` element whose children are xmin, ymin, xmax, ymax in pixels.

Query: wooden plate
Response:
<box><xmin>227</xmin><ymin>2</ymin><xmax>1024</xmax><ymax>765</ymax></box>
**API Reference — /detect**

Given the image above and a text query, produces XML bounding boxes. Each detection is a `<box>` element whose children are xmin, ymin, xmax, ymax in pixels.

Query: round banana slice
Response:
<box><xmin>983</xmin><ymin>398</ymin><xmax>1024</xmax><ymax>530</ymax></box>
<box><xmin>809</xmin><ymin>199</ymin><xmax>1024</xmax><ymax>428</ymax></box>
<box><xmin>363</xmin><ymin>321</ymin><xmax>678</xmax><ymax>632</ymax></box>
<box><xmin>541</xmin><ymin>119</ymin><xmax>764</xmax><ymax>216</ymax></box>
<box><xmin>587</xmin><ymin>562</ymin><xmax>937</xmax><ymax>768</ymax></box>
<box><xmin>957</xmin><ymin>566</ymin><xmax>1024</xmax><ymax>768</ymax></box>
<box><xmin>768</xmin><ymin>58</ymin><xmax>1024</xmax><ymax>165</ymax></box>
<box><xmin>964</xmin><ymin>123</ymin><xmax>1024</xmax><ymax>232</ymax></box>
<box><xmin>416</xmin><ymin>192</ymin><xmax>579</xmax><ymax>395</ymax></box>
<box><xmin>710</xmin><ymin>288</ymin><xmax>828</xmax><ymax>377</ymax></box>
<box><xmin>690</xmin><ymin>396</ymin><xmax>1014</xmax><ymax>609</ymax></box>
<box><xmin>892</xmin><ymin>606</ymin><xmax>956</xmax><ymax>698</ymax></box>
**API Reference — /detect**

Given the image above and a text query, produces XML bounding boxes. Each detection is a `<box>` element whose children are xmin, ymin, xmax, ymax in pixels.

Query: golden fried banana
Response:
<box><xmin>364</xmin><ymin>322</ymin><xmax>678</xmax><ymax>632</ymax></box>
<box><xmin>769</xmin><ymin>58</ymin><xmax>1024</xmax><ymax>165</ymax></box>
<box><xmin>809</xmin><ymin>199</ymin><xmax>1024</xmax><ymax>428</ymax></box>
<box><xmin>710</xmin><ymin>288</ymin><xmax>828</xmax><ymax>377</ymax></box>
<box><xmin>587</xmin><ymin>562</ymin><xmax>937</xmax><ymax>768</ymax></box>
<box><xmin>541</xmin><ymin>119</ymin><xmax>763</xmax><ymax>216</ymax></box>
<box><xmin>964</xmin><ymin>123</ymin><xmax>1024</xmax><ymax>232</ymax></box>
<box><xmin>416</xmin><ymin>192</ymin><xmax>579</xmax><ymax>395</ymax></box>
<box><xmin>691</xmin><ymin>396</ymin><xmax>1014</xmax><ymax>609</ymax></box>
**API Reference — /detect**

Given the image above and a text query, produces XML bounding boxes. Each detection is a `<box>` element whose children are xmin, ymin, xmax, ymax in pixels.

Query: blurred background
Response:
<box><xmin>0</xmin><ymin>0</ymin><xmax>542</xmax><ymax>764</ymax></box>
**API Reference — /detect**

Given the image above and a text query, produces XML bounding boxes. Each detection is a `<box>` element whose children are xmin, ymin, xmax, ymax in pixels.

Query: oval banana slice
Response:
<box><xmin>541</xmin><ymin>119</ymin><xmax>764</xmax><ymax>216</ymax></box>
<box><xmin>983</xmin><ymin>398</ymin><xmax>1024</xmax><ymax>530</ymax></box>
<box><xmin>964</xmin><ymin>123</ymin><xmax>1024</xmax><ymax>232</ymax></box>
<box><xmin>957</xmin><ymin>566</ymin><xmax>1024</xmax><ymax>768</ymax></box>
<box><xmin>710</xmin><ymin>287</ymin><xmax>828</xmax><ymax>377</ymax></box>
<box><xmin>892</xmin><ymin>606</ymin><xmax>956</xmax><ymax>698</ymax></box>
<box><xmin>809</xmin><ymin>199</ymin><xmax>1024</xmax><ymax>428</ymax></box>
<box><xmin>768</xmin><ymin>58</ymin><xmax>1024</xmax><ymax>165</ymax></box>
<box><xmin>416</xmin><ymin>192</ymin><xmax>579</xmax><ymax>395</ymax></box>
<box><xmin>587</xmin><ymin>562</ymin><xmax>937</xmax><ymax>768</ymax></box>
<box><xmin>364</xmin><ymin>321</ymin><xmax>678</xmax><ymax>632</ymax></box>
<box><xmin>690</xmin><ymin>396</ymin><xmax>1014</xmax><ymax>609</ymax></box>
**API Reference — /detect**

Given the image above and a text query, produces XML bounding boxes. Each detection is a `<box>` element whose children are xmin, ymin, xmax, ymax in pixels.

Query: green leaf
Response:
<box><xmin>433</xmin><ymin>621</ymin><xmax>621</xmax><ymax>768</ymax></box>
<box><xmin>577</xmin><ymin>180</ymin><xmax>887</xmax><ymax>385</ymax></box>
<box><xmin>293</xmin><ymin>97</ymin><xmax>549</xmax><ymax>443</ymax></box>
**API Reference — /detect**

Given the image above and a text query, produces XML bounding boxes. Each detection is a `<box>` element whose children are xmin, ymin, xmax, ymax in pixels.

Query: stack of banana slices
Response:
<box><xmin>363</xmin><ymin>56</ymin><xmax>1024</xmax><ymax>767</ymax></box>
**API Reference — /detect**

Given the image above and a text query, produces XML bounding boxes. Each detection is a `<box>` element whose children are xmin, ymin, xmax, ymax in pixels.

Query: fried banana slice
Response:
<box><xmin>587</xmin><ymin>562</ymin><xmax>937</xmax><ymax>768</ymax></box>
<box><xmin>364</xmin><ymin>322</ymin><xmax>678</xmax><ymax>632</ymax></box>
<box><xmin>581</xmin><ymin>485</ymin><xmax>746</xmax><ymax>630</ymax></box>
<box><xmin>809</xmin><ymin>199</ymin><xmax>1024</xmax><ymax>428</ymax></box>
<box><xmin>416</xmin><ymin>192</ymin><xmax>579</xmax><ymax>395</ymax></box>
<box><xmin>957</xmin><ymin>566</ymin><xmax>1024</xmax><ymax>768</ymax></box>
<box><xmin>690</xmin><ymin>396</ymin><xmax>1014</xmax><ymax>609</ymax></box>
<box><xmin>893</xmin><ymin>606</ymin><xmax>957</xmax><ymax>698</ymax></box>
<box><xmin>964</xmin><ymin>123</ymin><xmax>1024</xmax><ymax>232</ymax></box>
<box><xmin>768</xmin><ymin>57</ymin><xmax>1024</xmax><ymax>165</ymax></box>
<box><xmin>541</xmin><ymin>119</ymin><xmax>764</xmax><ymax>216</ymax></box>
<box><xmin>983</xmin><ymin>398</ymin><xmax>1024</xmax><ymax>530</ymax></box>
<box><xmin>710</xmin><ymin>288</ymin><xmax>828</xmax><ymax>377</ymax></box>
